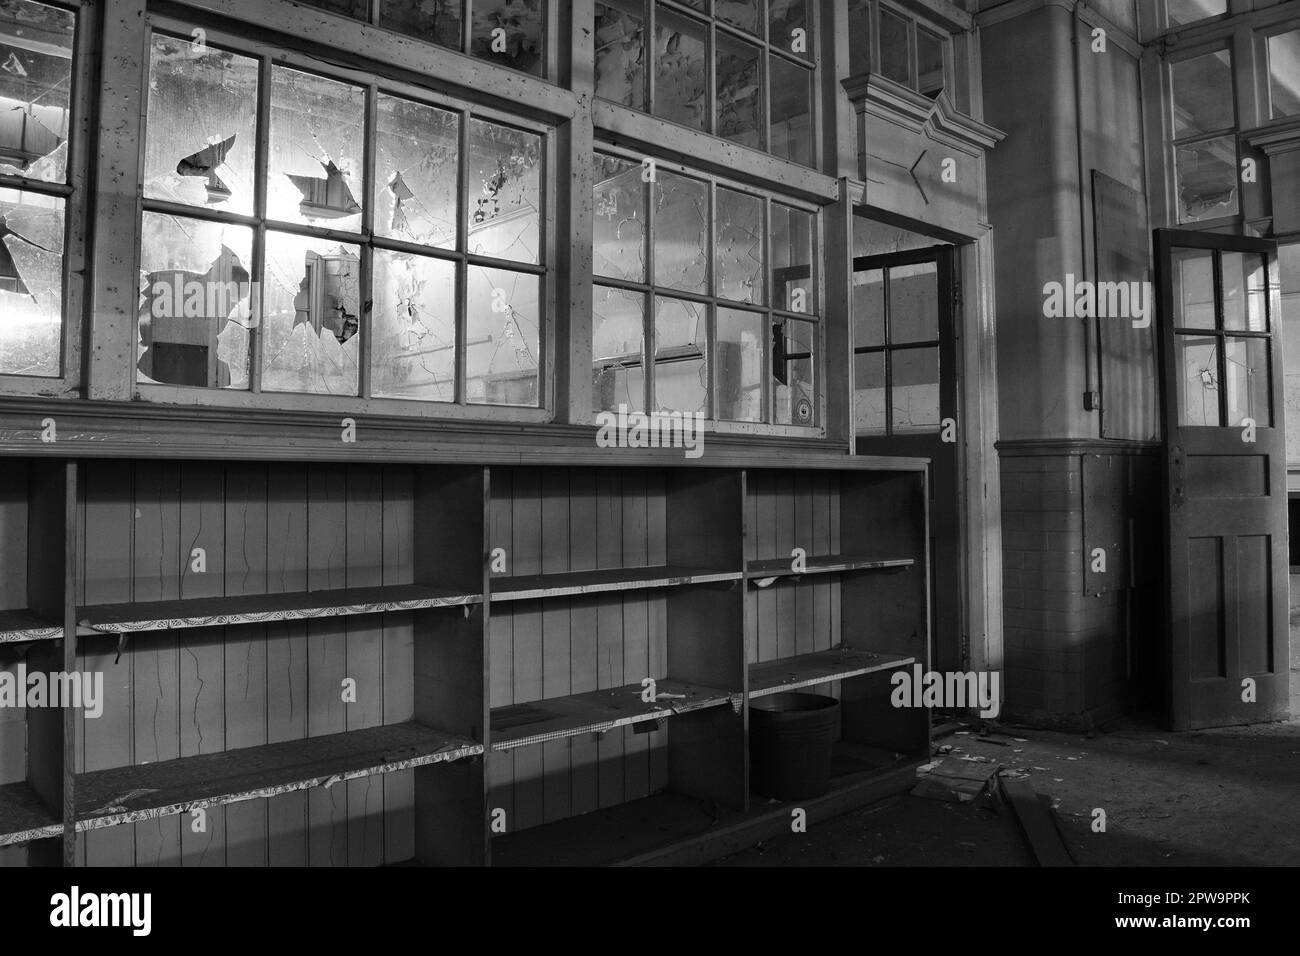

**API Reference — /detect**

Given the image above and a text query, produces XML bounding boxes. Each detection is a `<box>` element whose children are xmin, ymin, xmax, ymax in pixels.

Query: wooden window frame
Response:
<box><xmin>848</xmin><ymin>0</ymin><xmax>953</xmax><ymax>100</ymax></box>
<box><xmin>132</xmin><ymin>13</ymin><xmax>556</xmax><ymax>423</ymax></box>
<box><xmin>592</xmin><ymin>143</ymin><xmax>823</xmax><ymax>435</ymax></box>
<box><xmin>0</xmin><ymin>0</ymin><xmax>94</xmax><ymax>399</ymax></box>
<box><xmin>1166</xmin><ymin>40</ymin><xmax>1241</xmax><ymax>227</ymax></box>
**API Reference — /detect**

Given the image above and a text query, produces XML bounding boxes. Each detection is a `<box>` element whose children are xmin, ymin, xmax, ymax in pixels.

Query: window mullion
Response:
<box><xmin>358</xmin><ymin>84</ymin><xmax>378</xmax><ymax>400</ymax></box>
<box><xmin>644</xmin><ymin>167</ymin><xmax>656</xmax><ymax>414</ymax></box>
<box><xmin>250</xmin><ymin>54</ymin><xmax>272</xmax><ymax>396</ymax></box>
<box><xmin>455</xmin><ymin>106</ymin><xmax>471</xmax><ymax>405</ymax></box>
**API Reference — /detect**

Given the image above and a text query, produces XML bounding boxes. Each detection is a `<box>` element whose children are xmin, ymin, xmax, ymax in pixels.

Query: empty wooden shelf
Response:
<box><xmin>749</xmin><ymin>648</ymin><xmax>916</xmax><ymax>697</ymax></box>
<box><xmin>490</xmin><ymin>679</ymin><xmax>736</xmax><ymax>750</ymax></box>
<box><xmin>75</xmin><ymin>722</ymin><xmax>483</xmax><ymax>830</ymax></box>
<box><xmin>490</xmin><ymin>565</ymin><xmax>741</xmax><ymax>602</ymax></box>
<box><xmin>745</xmin><ymin>554</ymin><xmax>915</xmax><ymax>580</ymax></box>
<box><xmin>0</xmin><ymin>782</ymin><xmax>61</xmax><ymax>846</ymax></box>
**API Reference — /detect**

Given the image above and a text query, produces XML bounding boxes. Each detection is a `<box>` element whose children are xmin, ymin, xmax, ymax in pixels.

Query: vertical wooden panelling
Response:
<box><xmin>775</xmin><ymin>472</ymin><xmax>797</xmax><ymax>661</ymax></box>
<box><xmin>539</xmin><ymin>468</ymin><xmax>571</xmax><ymax>823</ymax></box>
<box><xmin>265</xmin><ymin>464</ymin><xmax>309</xmax><ymax>866</ymax></box>
<box><xmin>567</xmin><ymin>470</ymin><xmax>599</xmax><ymax>816</ymax></box>
<box><xmin>223</xmin><ymin>465</ymin><xmax>269</xmax><ymax>866</ymax></box>
<box><xmin>178</xmin><ymin>465</ymin><xmax>226</xmax><ymax>866</ymax></box>
<box><xmin>755</xmin><ymin>475</ymin><xmax>778</xmax><ymax>663</ymax></box>
<box><xmin>621</xmin><ymin>472</ymin><xmax>650</xmax><ymax>801</ymax></box>
<box><xmin>594</xmin><ymin>471</ymin><xmax>623</xmax><ymax>809</ymax></box>
<box><xmin>486</xmin><ymin>468</ymin><xmax>513</xmax><ymax>827</ymax></box>
<box><xmin>794</xmin><ymin>474</ymin><xmax>816</xmax><ymax>658</ymax></box>
<box><xmin>0</xmin><ymin>462</ymin><xmax>26</xmax><ymax>791</ymax></box>
<box><xmin>646</xmin><ymin>472</ymin><xmax>668</xmax><ymax>791</ymax></box>
<box><xmin>306</xmin><ymin>466</ymin><xmax>348</xmax><ymax>866</ymax></box>
<box><xmin>79</xmin><ymin>462</ymin><xmax>135</xmax><ymax>866</ymax></box>
<box><xmin>381</xmin><ymin>466</ymin><xmax>415</xmax><ymax>862</ymax></box>
<box><xmin>509</xmin><ymin>468</ymin><xmax>544</xmax><ymax>831</ymax></box>
<box><xmin>345</xmin><ymin>466</ymin><xmax>384</xmax><ymax>867</ymax></box>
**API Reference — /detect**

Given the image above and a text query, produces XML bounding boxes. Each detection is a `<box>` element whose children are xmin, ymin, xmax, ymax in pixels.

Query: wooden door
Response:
<box><xmin>852</xmin><ymin>245</ymin><xmax>960</xmax><ymax>672</ymax></box>
<box><xmin>1155</xmin><ymin>229</ymin><xmax>1289</xmax><ymax>729</ymax></box>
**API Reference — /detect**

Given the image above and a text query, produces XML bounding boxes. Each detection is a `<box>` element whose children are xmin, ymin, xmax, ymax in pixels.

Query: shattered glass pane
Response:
<box><xmin>137</xmin><ymin>212</ymin><xmax>253</xmax><ymax>389</ymax></box>
<box><xmin>854</xmin><ymin>351</ymin><xmax>886</xmax><ymax>434</ymax></box>
<box><xmin>715</xmin><ymin>0</ymin><xmax>759</xmax><ymax>36</ymax></box>
<box><xmin>299</xmin><ymin>0</ymin><xmax>368</xmax><ymax>19</ymax></box>
<box><xmin>891</xmin><ymin>346</ymin><xmax>940</xmax><ymax>433</ymax></box>
<box><xmin>144</xmin><ymin>36</ymin><xmax>258</xmax><ymax>215</ymax></box>
<box><xmin>593</xmin><ymin>283</ymin><xmax>645</xmax><ymax>412</ymax></box>
<box><xmin>654</xmin><ymin>6</ymin><xmax>706</xmax><ymax>131</ymax></box>
<box><xmin>375</xmin><ymin>93</ymin><xmax>459</xmax><ymax>249</ymax></box>
<box><xmin>470</xmin><ymin>0</ymin><xmax>544</xmax><ymax>76</ymax></box>
<box><xmin>716</xmin><ymin>186</ymin><xmax>763</xmax><ymax>305</ymax></box>
<box><xmin>595</xmin><ymin>0</ymin><xmax>646</xmax><ymax>110</ymax></box>
<box><xmin>654</xmin><ymin>296</ymin><xmax>706</xmax><ymax>415</ymax></box>
<box><xmin>653</xmin><ymin>170</ymin><xmax>707</xmax><ymax>294</ymax></box>
<box><xmin>1178</xmin><ymin>335</ymin><xmax>1221</xmax><ymax>426</ymax></box>
<box><xmin>261</xmin><ymin>231</ymin><xmax>361</xmax><ymax>395</ymax></box>
<box><xmin>772</xmin><ymin>317</ymin><xmax>814</xmax><ymax>426</ymax></box>
<box><xmin>0</xmin><ymin>186</ymin><xmax>62</xmax><ymax>376</ymax></box>
<box><xmin>380</xmin><ymin>0</ymin><xmax>464</xmax><ymax>51</ymax></box>
<box><xmin>593</xmin><ymin>152</ymin><xmax>645</xmax><ymax>282</ymax></box>
<box><xmin>716</xmin><ymin>306</ymin><xmax>763</xmax><ymax>422</ymax></box>
<box><xmin>466</xmin><ymin>264</ymin><xmax>539</xmax><ymax>406</ymax></box>
<box><xmin>770</xmin><ymin>0</ymin><xmax>811</xmax><ymax>61</ymax></box>
<box><xmin>467</xmin><ymin>117</ymin><xmax>542</xmax><ymax>264</ymax></box>
<box><xmin>0</xmin><ymin>0</ymin><xmax>74</xmax><ymax>183</ymax></box>
<box><xmin>1176</xmin><ymin>135</ymin><xmax>1238</xmax><ymax>223</ymax></box>
<box><xmin>772</xmin><ymin>203</ymin><xmax>813</xmax><ymax>314</ymax></box>
<box><xmin>716</xmin><ymin>32</ymin><xmax>761</xmax><ymax>148</ymax></box>
<box><xmin>1224</xmin><ymin>336</ymin><xmax>1270</xmax><ymax>427</ymax></box>
<box><xmin>770</xmin><ymin>56</ymin><xmax>812</xmax><ymax>165</ymax></box>
<box><xmin>371</xmin><ymin>249</ymin><xmax>456</xmax><ymax>402</ymax></box>
<box><xmin>268</xmin><ymin>66</ymin><xmax>364</xmax><ymax>232</ymax></box>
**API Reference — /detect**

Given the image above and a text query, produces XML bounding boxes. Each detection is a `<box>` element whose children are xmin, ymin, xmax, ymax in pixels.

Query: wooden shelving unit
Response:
<box><xmin>0</xmin><ymin>454</ymin><xmax>929</xmax><ymax>868</ymax></box>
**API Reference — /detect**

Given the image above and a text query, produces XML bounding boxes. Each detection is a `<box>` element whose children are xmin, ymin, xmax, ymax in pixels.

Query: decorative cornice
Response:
<box><xmin>1242</xmin><ymin>117</ymin><xmax>1300</xmax><ymax>156</ymax></box>
<box><xmin>841</xmin><ymin>75</ymin><xmax>1005</xmax><ymax>153</ymax></box>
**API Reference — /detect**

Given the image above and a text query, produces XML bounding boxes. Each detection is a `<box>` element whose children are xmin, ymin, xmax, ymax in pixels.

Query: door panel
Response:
<box><xmin>1156</xmin><ymin>228</ymin><xmax>1289</xmax><ymax>729</ymax></box>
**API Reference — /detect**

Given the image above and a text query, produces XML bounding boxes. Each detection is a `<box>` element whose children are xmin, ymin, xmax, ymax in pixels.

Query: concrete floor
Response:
<box><xmin>713</xmin><ymin>586</ymin><xmax>1300</xmax><ymax>868</ymax></box>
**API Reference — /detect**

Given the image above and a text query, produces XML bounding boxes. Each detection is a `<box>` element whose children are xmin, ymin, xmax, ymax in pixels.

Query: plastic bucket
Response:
<box><xmin>749</xmin><ymin>692</ymin><xmax>839</xmax><ymax>800</ymax></box>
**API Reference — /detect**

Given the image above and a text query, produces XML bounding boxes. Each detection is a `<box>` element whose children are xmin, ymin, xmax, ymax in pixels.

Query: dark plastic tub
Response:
<box><xmin>749</xmin><ymin>692</ymin><xmax>839</xmax><ymax>800</ymax></box>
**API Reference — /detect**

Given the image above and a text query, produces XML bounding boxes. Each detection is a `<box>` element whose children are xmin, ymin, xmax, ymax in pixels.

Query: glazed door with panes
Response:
<box><xmin>852</xmin><ymin>246</ymin><xmax>959</xmax><ymax>672</ymax></box>
<box><xmin>1155</xmin><ymin>229</ymin><xmax>1289</xmax><ymax>729</ymax></box>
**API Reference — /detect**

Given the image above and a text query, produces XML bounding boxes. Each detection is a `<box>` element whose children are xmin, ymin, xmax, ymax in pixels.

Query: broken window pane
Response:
<box><xmin>772</xmin><ymin>203</ymin><xmax>813</xmax><ymax>314</ymax></box>
<box><xmin>261</xmin><ymin>231</ymin><xmax>361</xmax><ymax>395</ymax></box>
<box><xmin>374</xmin><ymin>94</ymin><xmax>459</xmax><ymax>249</ymax></box>
<box><xmin>467</xmin><ymin>117</ymin><xmax>542</xmax><ymax>264</ymax></box>
<box><xmin>891</xmin><ymin>346</ymin><xmax>940</xmax><ymax>432</ymax></box>
<box><xmin>1175</xmin><ymin>135</ymin><xmax>1238</xmax><ymax>223</ymax></box>
<box><xmin>144</xmin><ymin>36</ymin><xmax>258</xmax><ymax>215</ymax></box>
<box><xmin>137</xmin><ymin>212</ymin><xmax>253</xmax><ymax>389</ymax></box>
<box><xmin>879</xmin><ymin>7</ymin><xmax>912</xmax><ymax>87</ymax></box>
<box><xmin>1269</xmin><ymin>29</ymin><xmax>1300</xmax><ymax>119</ymax></box>
<box><xmin>466</xmin><ymin>264</ymin><xmax>539</xmax><ymax>406</ymax></box>
<box><xmin>918</xmin><ymin>28</ymin><xmax>945</xmax><ymax>99</ymax></box>
<box><xmin>654</xmin><ymin>296</ymin><xmax>706</xmax><ymax>415</ymax></box>
<box><xmin>1171</xmin><ymin>50</ymin><xmax>1234</xmax><ymax>138</ymax></box>
<box><xmin>770</xmin><ymin>0</ymin><xmax>811</xmax><ymax>61</ymax></box>
<box><xmin>716</xmin><ymin>186</ymin><xmax>763</xmax><ymax>305</ymax></box>
<box><xmin>1224</xmin><ymin>336</ymin><xmax>1270</xmax><ymax>427</ymax></box>
<box><xmin>371</xmin><ymin>249</ymin><xmax>456</xmax><ymax>402</ymax></box>
<box><xmin>654</xmin><ymin>6</ymin><xmax>706</xmax><ymax>131</ymax></box>
<box><xmin>379</xmin><ymin>0</ymin><xmax>464</xmax><ymax>51</ymax></box>
<box><xmin>770</xmin><ymin>56</ymin><xmax>812</xmax><ymax>165</ymax></box>
<box><xmin>0</xmin><ymin>0</ymin><xmax>74</xmax><ymax>183</ymax></box>
<box><xmin>716</xmin><ymin>306</ymin><xmax>763</xmax><ymax>422</ymax></box>
<box><xmin>653</xmin><ymin>170</ymin><xmax>707</xmax><ymax>294</ymax></box>
<box><xmin>299</xmin><ymin>0</ymin><xmax>368</xmax><ymax>19</ymax></box>
<box><xmin>715</xmin><ymin>0</ymin><xmax>759</xmax><ymax>36</ymax></box>
<box><xmin>854</xmin><ymin>351</ymin><xmax>886</xmax><ymax>434</ymax></box>
<box><xmin>772</xmin><ymin>317</ymin><xmax>814</xmax><ymax>425</ymax></box>
<box><xmin>593</xmin><ymin>283</ymin><xmax>645</xmax><ymax>412</ymax></box>
<box><xmin>0</xmin><ymin>186</ymin><xmax>62</xmax><ymax>376</ymax></box>
<box><xmin>268</xmin><ymin>66</ymin><xmax>365</xmax><ymax>232</ymax></box>
<box><xmin>470</xmin><ymin>0</ymin><xmax>544</xmax><ymax>76</ymax></box>
<box><xmin>1178</xmin><ymin>335</ymin><xmax>1221</xmax><ymax>426</ymax></box>
<box><xmin>716</xmin><ymin>32</ymin><xmax>761</xmax><ymax>148</ymax></box>
<box><xmin>593</xmin><ymin>152</ymin><xmax>646</xmax><ymax>282</ymax></box>
<box><xmin>595</xmin><ymin>0</ymin><xmax>646</xmax><ymax>110</ymax></box>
